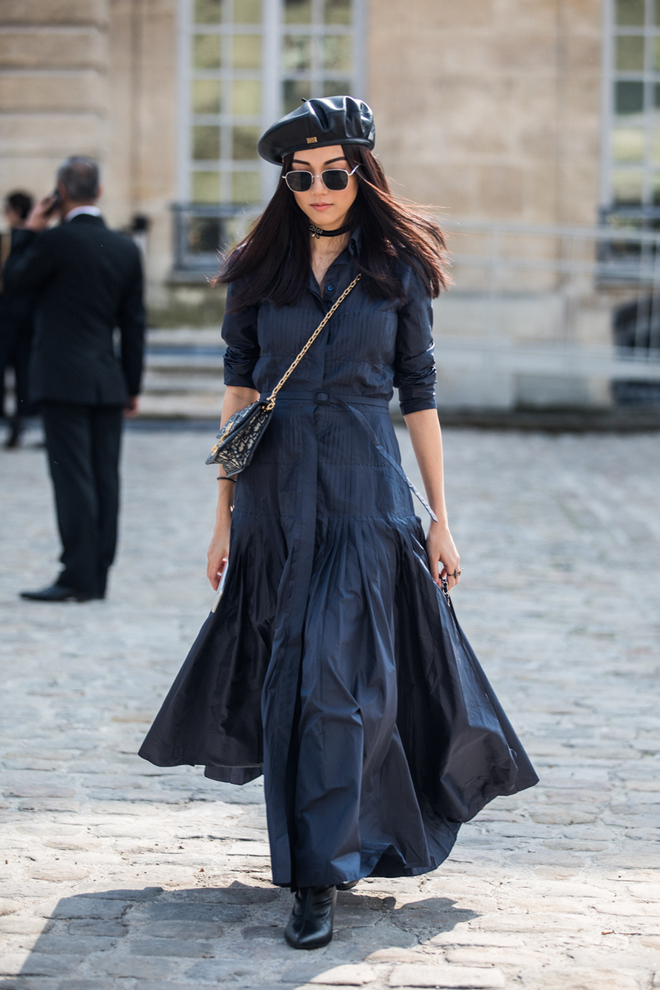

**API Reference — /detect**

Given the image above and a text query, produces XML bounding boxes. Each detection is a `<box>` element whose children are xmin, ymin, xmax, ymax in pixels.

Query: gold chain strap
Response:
<box><xmin>264</xmin><ymin>274</ymin><xmax>361</xmax><ymax>411</ymax></box>
<box><xmin>212</xmin><ymin>274</ymin><xmax>361</xmax><ymax>454</ymax></box>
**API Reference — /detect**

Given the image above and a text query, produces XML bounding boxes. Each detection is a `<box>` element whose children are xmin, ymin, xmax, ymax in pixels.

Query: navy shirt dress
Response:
<box><xmin>139</xmin><ymin>230</ymin><xmax>538</xmax><ymax>888</ymax></box>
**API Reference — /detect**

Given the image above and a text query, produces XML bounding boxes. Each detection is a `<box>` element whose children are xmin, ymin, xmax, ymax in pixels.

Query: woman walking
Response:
<box><xmin>140</xmin><ymin>97</ymin><xmax>537</xmax><ymax>949</ymax></box>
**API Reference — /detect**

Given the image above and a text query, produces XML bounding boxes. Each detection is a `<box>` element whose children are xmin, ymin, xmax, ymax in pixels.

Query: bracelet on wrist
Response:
<box><xmin>217</xmin><ymin>476</ymin><xmax>236</xmax><ymax>482</ymax></box>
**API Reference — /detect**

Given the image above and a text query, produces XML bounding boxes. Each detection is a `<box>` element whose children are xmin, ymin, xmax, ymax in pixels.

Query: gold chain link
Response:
<box><xmin>212</xmin><ymin>274</ymin><xmax>362</xmax><ymax>455</ymax></box>
<box><xmin>264</xmin><ymin>274</ymin><xmax>361</xmax><ymax>411</ymax></box>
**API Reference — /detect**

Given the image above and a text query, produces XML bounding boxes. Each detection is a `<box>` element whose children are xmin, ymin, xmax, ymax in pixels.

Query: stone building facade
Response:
<box><xmin>0</xmin><ymin>1</ymin><xmax>608</xmax><ymax>306</ymax></box>
<box><xmin>4</xmin><ymin>0</ymin><xmax>659</xmax><ymax>414</ymax></box>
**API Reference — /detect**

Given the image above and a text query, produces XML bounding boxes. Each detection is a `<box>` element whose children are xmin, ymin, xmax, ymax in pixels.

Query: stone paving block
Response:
<box><xmin>3</xmin><ymin>428</ymin><xmax>660</xmax><ymax>989</ymax></box>
<box><xmin>135</xmin><ymin>984</ymin><xmax>204</xmax><ymax>990</ymax></box>
<box><xmin>627</xmin><ymin>883</ymin><xmax>660</xmax><ymax>900</ymax></box>
<box><xmin>595</xmin><ymin>900</ymin><xmax>660</xmax><ymax>917</ymax></box>
<box><xmin>30</xmin><ymin>936</ymin><xmax>118</xmax><ymax>954</ymax></box>
<box><xmin>445</xmin><ymin>947</ymin><xmax>542</xmax><ymax>967</ymax></box>
<box><xmin>3</xmin><ymin>788</ymin><xmax>76</xmax><ymax>800</ymax></box>
<box><xmin>63</xmin><ymin>982</ymin><xmax>119</xmax><ymax>990</ymax></box>
<box><xmin>0</xmin><ymin>919</ymin><xmax>50</xmax><ymax>936</ymax></box>
<box><xmin>96</xmin><ymin>955</ymin><xmax>177</xmax><ymax>979</ymax></box>
<box><xmin>472</xmin><ymin>912</ymin><xmax>595</xmax><ymax>933</ymax></box>
<box><xmin>0</xmin><ymin>981</ymin><xmax>59</xmax><ymax>990</ymax></box>
<box><xmin>366</xmin><ymin>948</ymin><xmax>428</xmax><ymax>962</ymax></box>
<box><xmin>568</xmin><ymin>947</ymin><xmax>660</xmax><ymax>969</ymax></box>
<box><xmin>520</xmin><ymin>968</ymin><xmax>642</xmax><ymax>990</ymax></box>
<box><xmin>6</xmin><ymin>956</ymin><xmax>84</xmax><ymax>977</ymax></box>
<box><xmin>0</xmin><ymin>958</ymin><xmax>28</xmax><ymax>978</ymax></box>
<box><xmin>48</xmin><ymin>899</ymin><xmax>126</xmax><ymax>920</ymax></box>
<box><xmin>185</xmin><ymin>959</ymin><xmax>263</xmax><ymax>982</ymax></box>
<box><xmin>129</xmin><ymin>938</ymin><xmax>216</xmax><ymax>957</ymax></box>
<box><xmin>78</xmin><ymin>888</ymin><xmax>164</xmax><ymax>901</ymax></box>
<box><xmin>239</xmin><ymin>924</ymin><xmax>285</xmax><ymax>941</ymax></box>
<box><xmin>388</xmin><ymin>964</ymin><xmax>505</xmax><ymax>988</ymax></box>
<box><xmin>333</xmin><ymin>923</ymin><xmax>418</xmax><ymax>950</ymax></box>
<box><xmin>280</xmin><ymin>963</ymin><xmax>380</xmax><ymax>986</ymax></box>
<box><xmin>66</xmin><ymin>919</ymin><xmax>127</xmax><ymax>936</ymax></box>
<box><xmin>308</xmin><ymin>964</ymin><xmax>379</xmax><ymax>984</ymax></box>
<box><xmin>26</xmin><ymin>867</ymin><xmax>89</xmax><ymax>883</ymax></box>
<box><xmin>143</xmin><ymin>900</ymin><xmax>248</xmax><ymax>922</ymax></box>
<box><xmin>0</xmin><ymin>902</ymin><xmax>21</xmax><ymax>917</ymax></box>
<box><xmin>137</xmin><ymin>920</ymin><xmax>222</xmax><ymax>938</ymax></box>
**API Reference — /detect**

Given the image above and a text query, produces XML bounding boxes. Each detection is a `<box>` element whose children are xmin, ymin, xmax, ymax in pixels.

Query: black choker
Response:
<box><xmin>309</xmin><ymin>223</ymin><xmax>351</xmax><ymax>239</ymax></box>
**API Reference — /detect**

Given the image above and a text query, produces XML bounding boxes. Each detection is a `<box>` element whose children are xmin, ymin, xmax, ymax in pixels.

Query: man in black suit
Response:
<box><xmin>4</xmin><ymin>157</ymin><xmax>145</xmax><ymax>602</ymax></box>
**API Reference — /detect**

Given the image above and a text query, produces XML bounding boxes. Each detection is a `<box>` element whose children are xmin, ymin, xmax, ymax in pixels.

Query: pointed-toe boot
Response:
<box><xmin>284</xmin><ymin>885</ymin><xmax>337</xmax><ymax>949</ymax></box>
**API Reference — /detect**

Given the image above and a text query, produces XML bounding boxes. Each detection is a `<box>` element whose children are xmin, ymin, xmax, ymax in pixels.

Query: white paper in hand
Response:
<box><xmin>211</xmin><ymin>561</ymin><xmax>229</xmax><ymax>613</ymax></box>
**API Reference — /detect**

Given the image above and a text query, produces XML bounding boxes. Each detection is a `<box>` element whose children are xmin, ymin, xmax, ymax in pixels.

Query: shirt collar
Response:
<box><xmin>306</xmin><ymin>225</ymin><xmax>362</xmax><ymax>299</ymax></box>
<box><xmin>64</xmin><ymin>205</ymin><xmax>102</xmax><ymax>222</ymax></box>
<box><xmin>348</xmin><ymin>225</ymin><xmax>362</xmax><ymax>258</ymax></box>
<box><xmin>318</xmin><ymin>225</ymin><xmax>362</xmax><ymax>269</ymax></box>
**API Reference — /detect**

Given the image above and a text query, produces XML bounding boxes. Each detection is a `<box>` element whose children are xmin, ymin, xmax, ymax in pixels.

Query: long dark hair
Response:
<box><xmin>216</xmin><ymin>145</ymin><xmax>449</xmax><ymax>310</ymax></box>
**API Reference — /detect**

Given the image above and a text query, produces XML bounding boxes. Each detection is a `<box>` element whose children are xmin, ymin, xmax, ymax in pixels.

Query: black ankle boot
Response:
<box><xmin>284</xmin><ymin>885</ymin><xmax>337</xmax><ymax>949</ymax></box>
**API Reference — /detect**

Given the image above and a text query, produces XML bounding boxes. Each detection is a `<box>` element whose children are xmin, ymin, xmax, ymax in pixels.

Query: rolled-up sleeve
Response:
<box><xmin>221</xmin><ymin>282</ymin><xmax>260</xmax><ymax>389</ymax></box>
<box><xmin>393</xmin><ymin>268</ymin><xmax>437</xmax><ymax>415</ymax></box>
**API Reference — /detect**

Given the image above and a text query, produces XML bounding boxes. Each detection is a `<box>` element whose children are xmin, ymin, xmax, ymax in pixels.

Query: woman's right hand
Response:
<box><xmin>207</xmin><ymin>387</ymin><xmax>257</xmax><ymax>590</ymax></box>
<box><xmin>207</xmin><ymin>519</ymin><xmax>231</xmax><ymax>590</ymax></box>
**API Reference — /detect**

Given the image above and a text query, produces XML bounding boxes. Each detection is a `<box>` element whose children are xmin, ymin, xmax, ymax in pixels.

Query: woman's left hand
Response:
<box><xmin>426</xmin><ymin>520</ymin><xmax>461</xmax><ymax>590</ymax></box>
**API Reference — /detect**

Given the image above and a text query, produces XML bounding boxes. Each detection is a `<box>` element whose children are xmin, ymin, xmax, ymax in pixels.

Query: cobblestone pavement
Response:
<box><xmin>1</xmin><ymin>422</ymin><xmax>660</xmax><ymax>990</ymax></box>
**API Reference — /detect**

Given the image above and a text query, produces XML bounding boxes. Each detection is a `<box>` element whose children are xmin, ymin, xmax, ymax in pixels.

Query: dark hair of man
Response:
<box><xmin>216</xmin><ymin>145</ymin><xmax>449</xmax><ymax>311</ymax></box>
<box><xmin>57</xmin><ymin>156</ymin><xmax>100</xmax><ymax>202</ymax></box>
<box><xmin>6</xmin><ymin>191</ymin><xmax>33</xmax><ymax>220</ymax></box>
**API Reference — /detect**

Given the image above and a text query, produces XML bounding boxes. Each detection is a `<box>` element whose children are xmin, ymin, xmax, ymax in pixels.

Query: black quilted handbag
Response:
<box><xmin>206</xmin><ymin>275</ymin><xmax>360</xmax><ymax>477</ymax></box>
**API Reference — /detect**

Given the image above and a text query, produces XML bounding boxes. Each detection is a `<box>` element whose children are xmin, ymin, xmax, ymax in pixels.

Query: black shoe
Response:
<box><xmin>336</xmin><ymin>880</ymin><xmax>359</xmax><ymax>891</ymax></box>
<box><xmin>284</xmin><ymin>885</ymin><xmax>336</xmax><ymax>950</ymax></box>
<box><xmin>20</xmin><ymin>584</ymin><xmax>97</xmax><ymax>603</ymax></box>
<box><xmin>4</xmin><ymin>423</ymin><xmax>22</xmax><ymax>449</ymax></box>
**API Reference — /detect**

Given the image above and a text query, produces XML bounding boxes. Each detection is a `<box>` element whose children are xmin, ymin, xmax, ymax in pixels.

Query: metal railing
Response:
<box><xmin>172</xmin><ymin>203</ymin><xmax>260</xmax><ymax>275</ymax></box>
<box><xmin>169</xmin><ymin>207</ymin><xmax>660</xmax><ymax>402</ymax></box>
<box><xmin>435</xmin><ymin>217</ymin><xmax>660</xmax><ymax>405</ymax></box>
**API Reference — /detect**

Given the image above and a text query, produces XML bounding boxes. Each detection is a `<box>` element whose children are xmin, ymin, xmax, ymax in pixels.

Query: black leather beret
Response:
<box><xmin>257</xmin><ymin>95</ymin><xmax>375</xmax><ymax>165</ymax></box>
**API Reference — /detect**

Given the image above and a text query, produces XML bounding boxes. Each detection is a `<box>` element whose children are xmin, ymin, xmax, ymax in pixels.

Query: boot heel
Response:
<box><xmin>284</xmin><ymin>885</ymin><xmax>337</xmax><ymax>949</ymax></box>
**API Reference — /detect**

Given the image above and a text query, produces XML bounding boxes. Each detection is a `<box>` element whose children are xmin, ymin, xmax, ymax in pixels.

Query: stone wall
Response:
<box><xmin>0</xmin><ymin>0</ymin><xmax>109</xmax><ymax>200</ymax></box>
<box><xmin>0</xmin><ymin>0</ymin><xmax>605</xmax><ymax>319</ymax></box>
<box><xmin>369</xmin><ymin>0</ymin><xmax>602</xmax><ymax>225</ymax></box>
<box><xmin>0</xmin><ymin>0</ymin><xmax>179</xmax><ymax>308</ymax></box>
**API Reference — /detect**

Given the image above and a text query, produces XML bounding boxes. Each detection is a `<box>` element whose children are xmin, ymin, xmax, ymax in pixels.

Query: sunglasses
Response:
<box><xmin>283</xmin><ymin>164</ymin><xmax>360</xmax><ymax>193</ymax></box>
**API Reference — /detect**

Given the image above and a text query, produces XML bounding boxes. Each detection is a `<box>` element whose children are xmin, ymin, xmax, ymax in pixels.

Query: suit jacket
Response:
<box><xmin>3</xmin><ymin>214</ymin><xmax>145</xmax><ymax>405</ymax></box>
<box><xmin>0</xmin><ymin>229</ymin><xmax>37</xmax><ymax>331</ymax></box>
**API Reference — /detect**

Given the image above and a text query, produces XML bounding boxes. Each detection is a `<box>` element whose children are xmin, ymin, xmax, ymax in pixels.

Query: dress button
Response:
<box><xmin>326</xmin><ymin>284</ymin><xmax>334</xmax><ymax>293</ymax></box>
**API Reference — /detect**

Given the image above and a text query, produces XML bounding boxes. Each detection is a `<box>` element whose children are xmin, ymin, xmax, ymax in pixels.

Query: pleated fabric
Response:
<box><xmin>139</xmin><ymin>232</ymin><xmax>538</xmax><ymax>887</ymax></box>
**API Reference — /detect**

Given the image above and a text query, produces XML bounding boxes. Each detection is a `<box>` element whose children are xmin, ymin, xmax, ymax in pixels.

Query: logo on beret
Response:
<box><xmin>306</xmin><ymin>136</ymin><xmax>318</xmax><ymax>144</ymax></box>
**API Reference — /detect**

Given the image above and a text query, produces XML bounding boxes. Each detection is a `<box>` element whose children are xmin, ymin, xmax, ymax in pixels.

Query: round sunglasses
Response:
<box><xmin>283</xmin><ymin>164</ymin><xmax>360</xmax><ymax>193</ymax></box>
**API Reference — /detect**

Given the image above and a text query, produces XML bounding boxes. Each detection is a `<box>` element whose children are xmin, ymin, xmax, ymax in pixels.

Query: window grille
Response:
<box><xmin>605</xmin><ymin>0</ymin><xmax>660</xmax><ymax>224</ymax></box>
<box><xmin>174</xmin><ymin>0</ymin><xmax>365</xmax><ymax>273</ymax></box>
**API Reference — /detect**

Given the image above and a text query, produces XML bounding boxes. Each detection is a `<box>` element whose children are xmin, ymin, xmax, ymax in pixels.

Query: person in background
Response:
<box><xmin>0</xmin><ymin>191</ymin><xmax>36</xmax><ymax>448</ymax></box>
<box><xmin>3</xmin><ymin>157</ymin><xmax>146</xmax><ymax>602</ymax></box>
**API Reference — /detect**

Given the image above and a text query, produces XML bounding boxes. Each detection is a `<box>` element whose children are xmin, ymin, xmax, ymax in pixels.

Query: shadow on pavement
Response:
<box><xmin>2</xmin><ymin>882</ymin><xmax>480</xmax><ymax>988</ymax></box>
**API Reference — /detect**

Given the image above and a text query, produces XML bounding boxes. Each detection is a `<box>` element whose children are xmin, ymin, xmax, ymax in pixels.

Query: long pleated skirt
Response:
<box><xmin>139</xmin><ymin>393</ymin><xmax>538</xmax><ymax>887</ymax></box>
